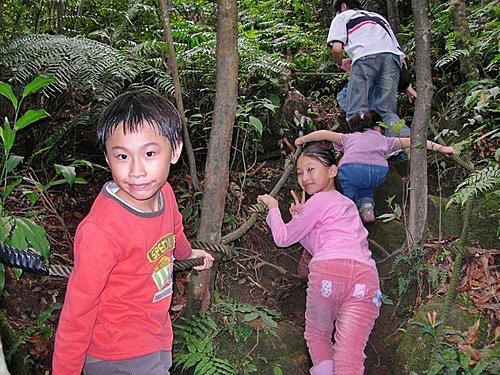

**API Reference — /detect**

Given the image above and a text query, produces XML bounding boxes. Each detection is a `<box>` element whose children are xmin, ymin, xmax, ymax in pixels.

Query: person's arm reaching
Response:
<box><xmin>392</xmin><ymin>138</ymin><xmax>458</xmax><ymax>156</ymax></box>
<box><xmin>295</xmin><ymin>130</ymin><xmax>343</xmax><ymax>147</ymax></box>
<box><xmin>331</xmin><ymin>42</ymin><xmax>351</xmax><ymax>72</ymax></box>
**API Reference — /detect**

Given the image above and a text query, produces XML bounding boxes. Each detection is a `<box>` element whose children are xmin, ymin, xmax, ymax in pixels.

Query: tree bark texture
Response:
<box><xmin>56</xmin><ymin>0</ymin><xmax>64</xmax><ymax>33</ymax></box>
<box><xmin>408</xmin><ymin>0</ymin><xmax>433</xmax><ymax>245</ymax></box>
<box><xmin>158</xmin><ymin>0</ymin><xmax>200</xmax><ymax>191</ymax></box>
<box><xmin>450</xmin><ymin>0</ymin><xmax>478</xmax><ymax>79</ymax></box>
<box><xmin>0</xmin><ymin>0</ymin><xmax>4</xmax><ymax>32</ymax></box>
<box><xmin>386</xmin><ymin>0</ymin><xmax>400</xmax><ymax>35</ymax></box>
<box><xmin>320</xmin><ymin>0</ymin><xmax>334</xmax><ymax>29</ymax></box>
<box><xmin>185</xmin><ymin>0</ymin><xmax>239</xmax><ymax>315</ymax></box>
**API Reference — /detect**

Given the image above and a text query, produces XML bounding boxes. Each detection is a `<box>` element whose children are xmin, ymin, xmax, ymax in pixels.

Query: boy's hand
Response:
<box><xmin>341</xmin><ymin>58</ymin><xmax>352</xmax><ymax>72</ymax></box>
<box><xmin>405</xmin><ymin>84</ymin><xmax>418</xmax><ymax>103</ymax></box>
<box><xmin>289</xmin><ymin>190</ymin><xmax>305</xmax><ymax>216</ymax></box>
<box><xmin>190</xmin><ymin>249</ymin><xmax>215</xmax><ymax>271</ymax></box>
<box><xmin>257</xmin><ymin>194</ymin><xmax>279</xmax><ymax>209</ymax></box>
<box><xmin>441</xmin><ymin>146</ymin><xmax>459</xmax><ymax>157</ymax></box>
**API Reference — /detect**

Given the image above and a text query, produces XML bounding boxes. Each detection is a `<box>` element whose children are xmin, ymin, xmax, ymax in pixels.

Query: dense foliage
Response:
<box><xmin>0</xmin><ymin>0</ymin><xmax>498</xmax><ymax>373</ymax></box>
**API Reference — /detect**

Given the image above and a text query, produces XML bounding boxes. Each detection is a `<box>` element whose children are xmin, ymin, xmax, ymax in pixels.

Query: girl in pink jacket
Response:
<box><xmin>258</xmin><ymin>141</ymin><xmax>381</xmax><ymax>375</ymax></box>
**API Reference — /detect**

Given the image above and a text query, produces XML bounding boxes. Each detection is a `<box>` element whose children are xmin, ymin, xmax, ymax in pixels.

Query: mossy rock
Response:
<box><xmin>396</xmin><ymin>296</ymin><xmax>488</xmax><ymax>374</ymax></box>
<box><xmin>428</xmin><ymin>195</ymin><xmax>500</xmax><ymax>248</ymax></box>
<box><xmin>366</xmin><ymin>219</ymin><xmax>407</xmax><ymax>260</ymax></box>
<box><xmin>374</xmin><ymin>166</ymin><xmax>405</xmax><ymax>214</ymax></box>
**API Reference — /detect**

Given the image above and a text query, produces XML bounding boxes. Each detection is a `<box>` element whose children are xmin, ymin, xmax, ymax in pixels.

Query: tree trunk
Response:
<box><xmin>75</xmin><ymin>0</ymin><xmax>84</xmax><ymax>31</ymax></box>
<box><xmin>0</xmin><ymin>0</ymin><xmax>4</xmax><ymax>32</ymax></box>
<box><xmin>185</xmin><ymin>0</ymin><xmax>239</xmax><ymax>315</ymax></box>
<box><xmin>386</xmin><ymin>0</ymin><xmax>400</xmax><ymax>35</ymax></box>
<box><xmin>56</xmin><ymin>0</ymin><xmax>65</xmax><ymax>33</ymax></box>
<box><xmin>408</xmin><ymin>0</ymin><xmax>433</xmax><ymax>245</ymax></box>
<box><xmin>450</xmin><ymin>0</ymin><xmax>478</xmax><ymax>79</ymax></box>
<box><xmin>320</xmin><ymin>0</ymin><xmax>334</xmax><ymax>29</ymax></box>
<box><xmin>158</xmin><ymin>0</ymin><xmax>200</xmax><ymax>191</ymax></box>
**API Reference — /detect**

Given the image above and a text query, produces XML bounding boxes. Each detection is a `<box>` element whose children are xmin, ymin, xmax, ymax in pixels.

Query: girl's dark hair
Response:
<box><xmin>334</xmin><ymin>0</ymin><xmax>362</xmax><ymax>13</ymax></box>
<box><xmin>97</xmin><ymin>91</ymin><xmax>182</xmax><ymax>152</ymax></box>
<box><xmin>300</xmin><ymin>141</ymin><xmax>337</xmax><ymax>167</ymax></box>
<box><xmin>347</xmin><ymin>109</ymin><xmax>383</xmax><ymax>133</ymax></box>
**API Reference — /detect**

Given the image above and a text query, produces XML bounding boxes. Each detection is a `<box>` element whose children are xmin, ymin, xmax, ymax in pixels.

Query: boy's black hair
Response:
<box><xmin>300</xmin><ymin>141</ymin><xmax>337</xmax><ymax>167</ymax></box>
<box><xmin>347</xmin><ymin>109</ymin><xmax>383</xmax><ymax>133</ymax></box>
<box><xmin>97</xmin><ymin>91</ymin><xmax>182</xmax><ymax>152</ymax></box>
<box><xmin>334</xmin><ymin>0</ymin><xmax>362</xmax><ymax>13</ymax></box>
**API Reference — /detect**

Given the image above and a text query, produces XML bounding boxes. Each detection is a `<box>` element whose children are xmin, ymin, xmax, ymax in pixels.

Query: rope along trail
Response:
<box><xmin>0</xmin><ymin>147</ymin><xmax>302</xmax><ymax>278</ymax></box>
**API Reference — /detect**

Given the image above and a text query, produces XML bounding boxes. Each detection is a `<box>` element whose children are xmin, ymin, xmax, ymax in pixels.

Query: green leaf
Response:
<box><xmin>259</xmin><ymin>312</ymin><xmax>278</xmax><ymax>328</ymax></box>
<box><xmin>263</xmin><ymin>103</ymin><xmax>277</xmax><ymax>113</ymax></box>
<box><xmin>0</xmin><ymin>217</ymin><xmax>12</xmax><ymax>242</ymax></box>
<box><xmin>23</xmin><ymin>191</ymin><xmax>40</xmax><ymax>205</ymax></box>
<box><xmin>242</xmin><ymin>311</ymin><xmax>260</xmax><ymax>322</ymax></box>
<box><xmin>55</xmin><ymin>164</ymin><xmax>77</xmax><ymax>185</ymax></box>
<box><xmin>11</xmin><ymin>224</ymin><xmax>28</xmax><ymax>250</ymax></box>
<box><xmin>273</xmin><ymin>364</ymin><xmax>283</xmax><ymax>375</ymax></box>
<box><xmin>22</xmin><ymin>76</ymin><xmax>57</xmax><ymax>98</ymax></box>
<box><xmin>14</xmin><ymin>218</ymin><xmax>50</xmax><ymax>260</ymax></box>
<box><xmin>239</xmin><ymin>324</ymin><xmax>253</xmax><ymax>341</ymax></box>
<box><xmin>15</xmin><ymin>109</ymin><xmax>50</xmax><ymax>131</ymax></box>
<box><xmin>5</xmin><ymin>154</ymin><xmax>24</xmax><ymax>174</ymax></box>
<box><xmin>1</xmin><ymin>121</ymin><xmax>15</xmax><ymax>153</ymax></box>
<box><xmin>0</xmin><ymin>82</ymin><xmax>18</xmax><ymax>110</ymax></box>
<box><xmin>2</xmin><ymin>178</ymin><xmax>22</xmax><ymax>198</ymax></box>
<box><xmin>248</xmin><ymin>116</ymin><xmax>263</xmax><ymax>134</ymax></box>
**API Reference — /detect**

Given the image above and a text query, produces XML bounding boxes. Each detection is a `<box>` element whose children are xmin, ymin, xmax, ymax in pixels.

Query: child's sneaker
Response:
<box><xmin>359</xmin><ymin>204</ymin><xmax>375</xmax><ymax>224</ymax></box>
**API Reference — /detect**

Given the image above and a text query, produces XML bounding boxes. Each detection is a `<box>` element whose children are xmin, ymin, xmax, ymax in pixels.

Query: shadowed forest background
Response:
<box><xmin>0</xmin><ymin>0</ymin><xmax>498</xmax><ymax>374</ymax></box>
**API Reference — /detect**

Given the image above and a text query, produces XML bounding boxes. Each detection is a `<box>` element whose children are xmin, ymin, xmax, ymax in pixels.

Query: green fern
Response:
<box><xmin>0</xmin><ymin>35</ymin><xmax>140</xmax><ymax>100</ymax></box>
<box><xmin>435</xmin><ymin>49</ymin><xmax>469</xmax><ymax>69</ymax></box>
<box><xmin>174</xmin><ymin>315</ymin><xmax>236</xmax><ymax>375</ymax></box>
<box><xmin>447</xmin><ymin>164</ymin><xmax>500</xmax><ymax>208</ymax></box>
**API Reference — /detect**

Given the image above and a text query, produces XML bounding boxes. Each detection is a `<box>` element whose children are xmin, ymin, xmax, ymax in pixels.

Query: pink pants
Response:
<box><xmin>305</xmin><ymin>259</ymin><xmax>381</xmax><ymax>375</ymax></box>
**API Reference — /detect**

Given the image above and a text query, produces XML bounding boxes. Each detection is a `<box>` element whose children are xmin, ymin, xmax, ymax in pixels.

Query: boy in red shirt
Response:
<box><xmin>52</xmin><ymin>91</ymin><xmax>214</xmax><ymax>374</ymax></box>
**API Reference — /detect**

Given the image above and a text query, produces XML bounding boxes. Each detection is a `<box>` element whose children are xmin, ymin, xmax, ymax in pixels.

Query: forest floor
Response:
<box><xmin>0</xmin><ymin>157</ymin><xmax>498</xmax><ymax>375</ymax></box>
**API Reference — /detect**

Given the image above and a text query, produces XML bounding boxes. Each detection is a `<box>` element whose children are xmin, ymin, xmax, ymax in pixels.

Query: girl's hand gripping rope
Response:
<box><xmin>257</xmin><ymin>194</ymin><xmax>279</xmax><ymax>210</ymax></box>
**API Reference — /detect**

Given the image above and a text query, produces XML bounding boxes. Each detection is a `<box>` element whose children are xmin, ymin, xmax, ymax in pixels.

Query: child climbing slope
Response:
<box><xmin>257</xmin><ymin>141</ymin><xmax>381</xmax><ymax>375</ymax></box>
<box><xmin>295</xmin><ymin>110</ymin><xmax>458</xmax><ymax>223</ymax></box>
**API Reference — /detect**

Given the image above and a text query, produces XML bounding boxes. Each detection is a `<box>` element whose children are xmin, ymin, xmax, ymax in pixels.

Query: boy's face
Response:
<box><xmin>104</xmin><ymin>122</ymin><xmax>182</xmax><ymax>212</ymax></box>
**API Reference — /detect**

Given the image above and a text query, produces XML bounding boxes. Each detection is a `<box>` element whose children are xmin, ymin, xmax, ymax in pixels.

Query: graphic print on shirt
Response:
<box><xmin>147</xmin><ymin>234</ymin><xmax>176</xmax><ymax>303</ymax></box>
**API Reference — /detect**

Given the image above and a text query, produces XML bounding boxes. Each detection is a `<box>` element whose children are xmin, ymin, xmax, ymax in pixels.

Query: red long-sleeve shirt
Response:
<box><xmin>52</xmin><ymin>182</ymin><xmax>191</xmax><ymax>374</ymax></box>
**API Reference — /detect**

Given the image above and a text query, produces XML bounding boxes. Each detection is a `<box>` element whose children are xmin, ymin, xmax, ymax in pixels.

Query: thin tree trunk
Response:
<box><xmin>450</xmin><ymin>0</ymin><xmax>478</xmax><ymax>79</ymax></box>
<box><xmin>408</xmin><ymin>0</ymin><xmax>433</xmax><ymax>245</ymax></box>
<box><xmin>185</xmin><ymin>0</ymin><xmax>239</xmax><ymax>315</ymax></box>
<box><xmin>158</xmin><ymin>0</ymin><xmax>200</xmax><ymax>191</ymax></box>
<box><xmin>0</xmin><ymin>0</ymin><xmax>4</xmax><ymax>32</ymax></box>
<box><xmin>386</xmin><ymin>0</ymin><xmax>400</xmax><ymax>35</ymax></box>
<box><xmin>320</xmin><ymin>0</ymin><xmax>334</xmax><ymax>29</ymax></box>
<box><xmin>75</xmin><ymin>0</ymin><xmax>84</xmax><ymax>31</ymax></box>
<box><xmin>56</xmin><ymin>0</ymin><xmax>65</xmax><ymax>34</ymax></box>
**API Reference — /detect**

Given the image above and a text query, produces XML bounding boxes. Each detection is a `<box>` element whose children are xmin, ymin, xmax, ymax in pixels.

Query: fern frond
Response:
<box><xmin>435</xmin><ymin>49</ymin><xmax>469</xmax><ymax>69</ymax></box>
<box><xmin>447</xmin><ymin>164</ymin><xmax>500</xmax><ymax>208</ymax></box>
<box><xmin>0</xmin><ymin>34</ymin><xmax>143</xmax><ymax>102</ymax></box>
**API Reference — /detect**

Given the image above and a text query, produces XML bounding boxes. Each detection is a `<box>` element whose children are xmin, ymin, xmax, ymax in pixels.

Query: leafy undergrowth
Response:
<box><xmin>0</xmin><ymin>163</ymin><xmax>498</xmax><ymax>374</ymax></box>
